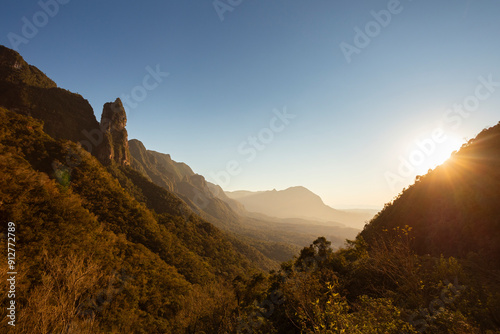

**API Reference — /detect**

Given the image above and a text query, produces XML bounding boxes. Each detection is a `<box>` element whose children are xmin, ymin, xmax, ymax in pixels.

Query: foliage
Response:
<box><xmin>0</xmin><ymin>107</ymin><xmax>249</xmax><ymax>333</ymax></box>
<box><xmin>361</xmin><ymin>122</ymin><xmax>500</xmax><ymax>268</ymax></box>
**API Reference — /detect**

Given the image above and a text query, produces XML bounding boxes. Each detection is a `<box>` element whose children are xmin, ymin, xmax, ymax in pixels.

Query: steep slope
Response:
<box><xmin>0</xmin><ymin>46</ymin><xmax>284</xmax><ymax>332</ymax></box>
<box><xmin>226</xmin><ymin>186</ymin><xmax>376</xmax><ymax>229</ymax></box>
<box><xmin>0</xmin><ymin>107</ymin><xmax>259</xmax><ymax>332</ymax></box>
<box><xmin>128</xmin><ymin>139</ymin><xmax>361</xmax><ymax>261</ymax></box>
<box><xmin>129</xmin><ymin>138</ymin><xmax>242</xmax><ymax>227</ymax></box>
<box><xmin>0</xmin><ymin>45</ymin><xmax>101</xmax><ymax>144</ymax></box>
<box><xmin>206</xmin><ymin>181</ymin><xmax>247</xmax><ymax>215</ymax></box>
<box><xmin>361</xmin><ymin>122</ymin><xmax>500</xmax><ymax>267</ymax></box>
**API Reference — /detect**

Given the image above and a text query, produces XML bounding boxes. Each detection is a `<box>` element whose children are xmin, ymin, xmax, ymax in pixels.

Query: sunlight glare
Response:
<box><xmin>414</xmin><ymin>135</ymin><xmax>464</xmax><ymax>175</ymax></box>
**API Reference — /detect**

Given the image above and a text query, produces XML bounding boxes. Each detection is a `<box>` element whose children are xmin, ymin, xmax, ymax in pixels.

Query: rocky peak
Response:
<box><xmin>97</xmin><ymin>98</ymin><xmax>131</xmax><ymax>166</ymax></box>
<box><xmin>0</xmin><ymin>45</ymin><xmax>57</xmax><ymax>89</ymax></box>
<box><xmin>101</xmin><ymin>98</ymin><xmax>127</xmax><ymax>132</ymax></box>
<box><xmin>0</xmin><ymin>46</ymin><xmax>99</xmax><ymax>144</ymax></box>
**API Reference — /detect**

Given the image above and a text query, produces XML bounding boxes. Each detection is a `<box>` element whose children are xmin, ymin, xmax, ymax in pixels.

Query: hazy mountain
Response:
<box><xmin>0</xmin><ymin>45</ymin><xmax>282</xmax><ymax>332</ymax></box>
<box><xmin>206</xmin><ymin>181</ymin><xmax>247</xmax><ymax>215</ymax></box>
<box><xmin>226</xmin><ymin>186</ymin><xmax>376</xmax><ymax>229</ymax></box>
<box><xmin>2</xmin><ymin>44</ymin><xmax>499</xmax><ymax>333</ymax></box>
<box><xmin>129</xmin><ymin>138</ymin><xmax>242</xmax><ymax>226</ymax></box>
<box><xmin>128</xmin><ymin>138</ymin><xmax>358</xmax><ymax>258</ymax></box>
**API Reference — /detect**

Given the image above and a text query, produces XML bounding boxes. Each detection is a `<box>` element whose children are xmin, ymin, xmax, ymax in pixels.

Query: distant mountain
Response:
<box><xmin>129</xmin><ymin>138</ymin><xmax>242</xmax><ymax>226</ymax></box>
<box><xmin>206</xmin><ymin>181</ymin><xmax>247</xmax><ymax>215</ymax></box>
<box><xmin>226</xmin><ymin>186</ymin><xmax>376</xmax><ymax>229</ymax></box>
<box><xmin>128</xmin><ymin>139</ymin><xmax>359</xmax><ymax>259</ymax></box>
<box><xmin>0</xmin><ymin>45</ymin><xmax>281</xmax><ymax>332</ymax></box>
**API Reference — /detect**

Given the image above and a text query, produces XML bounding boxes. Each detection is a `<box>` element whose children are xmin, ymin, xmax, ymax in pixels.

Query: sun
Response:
<box><xmin>414</xmin><ymin>134</ymin><xmax>465</xmax><ymax>175</ymax></box>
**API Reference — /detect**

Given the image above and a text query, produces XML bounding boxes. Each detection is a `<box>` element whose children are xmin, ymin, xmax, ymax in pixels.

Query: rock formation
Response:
<box><xmin>0</xmin><ymin>45</ymin><xmax>100</xmax><ymax>143</ymax></box>
<box><xmin>97</xmin><ymin>98</ymin><xmax>131</xmax><ymax>166</ymax></box>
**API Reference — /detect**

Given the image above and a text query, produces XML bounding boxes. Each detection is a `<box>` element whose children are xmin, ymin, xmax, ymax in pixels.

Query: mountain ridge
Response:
<box><xmin>226</xmin><ymin>186</ymin><xmax>376</xmax><ymax>229</ymax></box>
<box><xmin>361</xmin><ymin>121</ymin><xmax>500</xmax><ymax>267</ymax></box>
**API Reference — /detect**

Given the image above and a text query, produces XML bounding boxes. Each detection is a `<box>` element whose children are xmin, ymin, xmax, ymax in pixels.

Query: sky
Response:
<box><xmin>2</xmin><ymin>0</ymin><xmax>500</xmax><ymax>209</ymax></box>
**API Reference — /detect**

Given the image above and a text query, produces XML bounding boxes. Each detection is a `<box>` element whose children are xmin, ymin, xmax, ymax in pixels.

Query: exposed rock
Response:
<box><xmin>97</xmin><ymin>98</ymin><xmax>131</xmax><ymax>166</ymax></box>
<box><xmin>0</xmin><ymin>45</ymin><xmax>100</xmax><ymax>144</ymax></box>
<box><xmin>128</xmin><ymin>138</ymin><xmax>241</xmax><ymax>222</ymax></box>
<box><xmin>0</xmin><ymin>45</ymin><xmax>57</xmax><ymax>89</ymax></box>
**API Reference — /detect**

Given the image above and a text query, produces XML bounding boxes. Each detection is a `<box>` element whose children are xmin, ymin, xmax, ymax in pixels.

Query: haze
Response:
<box><xmin>2</xmin><ymin>0</ymin><xmax>500</xmax><ymax>209</ymax></box>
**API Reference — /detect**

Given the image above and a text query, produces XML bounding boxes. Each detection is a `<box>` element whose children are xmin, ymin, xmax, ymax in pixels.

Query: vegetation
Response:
<box><xmin>362</xmin><ymin>122</ymin><xmax>500</xmax><ymax>267</ymax></box>
<box><xmin>1</xmin><ymin>45</ymin><xmax>500</xmax><ymax>332</ymax></box>
<box><xmin>0</xmin><ymin>108</ymin><xmax>255</xmax><ymax>332</ymax></box>
<box><xmin>235</xmin><ymin>233</ymin><xmax>500</xmax><ymax>333</ymax></box>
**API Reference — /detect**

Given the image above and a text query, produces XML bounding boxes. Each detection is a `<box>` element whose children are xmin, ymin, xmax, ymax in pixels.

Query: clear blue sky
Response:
<box><xmin>2</xmin><ymin>0</ymin><xmax>500</xmax><ymax>209</ymax></box>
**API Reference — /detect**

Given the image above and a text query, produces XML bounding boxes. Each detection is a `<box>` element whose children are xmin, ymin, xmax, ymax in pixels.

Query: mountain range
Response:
<box><xmin>0</xmin><ymin>44</ymin><xmax>360</xmax><ymax>265</ymax></box>
<box><xmin>1</xmin><ymin>44</ymin><xmax>499</xmax><ymax>333</ymax></box>
<box><xmin>226</xmin><ymin>187</ymin><xmax>377</xmax><ymax>229</ymax></box>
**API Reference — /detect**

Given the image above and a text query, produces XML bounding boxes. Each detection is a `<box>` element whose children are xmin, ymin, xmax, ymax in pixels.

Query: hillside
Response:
<box><xmin>361</xmin><ymin>122</ymin><xmax>500</xmax><ymax>267</ymax></box>
<box><xmin>0</xmin><ymin>107</ymin><xmax>262</xmax><ymax>332</ymax></box>
<box><xmin>128</xmin><ymin>138</ymin><xmax>358</xmax><ymax>259</ymax></box>
<box><xmin>129</xmin><ymin>138</ymin><xmax>242</xmax><ymax>227</ymax></box>
<box><xmin>226</xmin><ymin>186</ymin><xmax>376</xmax><ymax>229</ymax></box>
<box><xmin>2</xmin><ymin>44</ymin><xmax>499</xmax><ymax>333</ymax></box>
<box><xmin>232</xmin><ymin>123</ymin><xmax>500</xmax><ymax>333</ymax></box>
<box><xmin>0</xmin><ymin>46</ymin><xmax>274</xmax><ymax>333</ymax></box>
<box><xmin>0</xmin><ymin>45</ymin><xmax>101</xmax><ymax>144</ymax></box>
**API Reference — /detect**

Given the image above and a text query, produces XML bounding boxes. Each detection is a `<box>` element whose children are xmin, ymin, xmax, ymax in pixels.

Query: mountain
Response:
<box><xmin>128</xmin><ymin>138</ymin><xmax>360</xmax><ymax>259</ymax></box>
<box><xmin>2</xmin><ymin>44</ymin><xmax>499</xmax><ymax>333</ymax></box>
<box><xmin>226</xmin><ymin>186</ymin><xmax>377</xmax><ymax>229</ymax></box>
<box><xmin>0</xmin><ymin>45</ymin><xmax>278</xmax><ymax>332</ymax></box>
<box><xmin>129</xmin><ymin>138</ymin><xmax>243</xmax><ymax>228</ymax></box>
<box><xmin>0</xmin><ymin>45</ymin><xmax>131</xmax><ymax>169</ymax></box>
<box><xmin>361</xmin><ymin>121</ymin><xmax>500</xmax><ymax>267</ymax></box>
<box><xmin>0</xmin><ymin>45</ymin><xmax>100</xmax><ymax>144</ymax></box>
<box><xmin>234</xmin><ymin>123</ymin><xmax>500</xmax><ymax>333</ymax></box>
<box><xmin>206</xmin><ymin>182</ymin><xmax>247</xmax><ymax>215</ymax></box>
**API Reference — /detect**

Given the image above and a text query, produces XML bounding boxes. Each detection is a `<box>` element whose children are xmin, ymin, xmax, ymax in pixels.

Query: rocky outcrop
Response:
<box><xmin>0</xmin><ymin>45</ymin><xmax>57</xmax><ymax>89</ymax></box>
<box><xmin>0</xmin><ymin>45</ymin><xmax>100</xmax><ymax>144</ymax></box>
<box><xmin>97</xmin><ymin>98</ymin><xmax>131</xmax><ymax>166</ymax></box>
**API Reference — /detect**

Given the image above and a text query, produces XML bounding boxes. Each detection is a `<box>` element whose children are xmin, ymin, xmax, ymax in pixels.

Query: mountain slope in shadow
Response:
<box><xmin>361</xmin><ymin>121</ymin><xmax>500</xmax><ymax>267</ymax></box>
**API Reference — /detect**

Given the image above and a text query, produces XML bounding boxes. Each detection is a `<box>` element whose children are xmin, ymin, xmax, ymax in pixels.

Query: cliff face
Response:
<box><xmin>0</xmin><ymin>45</ymin><xmax>100</xmax><ymax>144</ymax></box>
<box><xmin>128</xmin><ymin>139</ymin><xmax>240</xmax><ymax>222</ymax></box>
<box><xmin>0</xmin><ymin>46</ymin><xmax>57</xmax><ymax>89</ymax></box>
<box><xmin>97</xmin><ymin>98</ymin><xmax>131</xmax><ymax>166</ymax></box>
<box><xmin>0</xmin><ymin>45</ymin><xmax>132</xmax><ymax>168</ymax></box>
